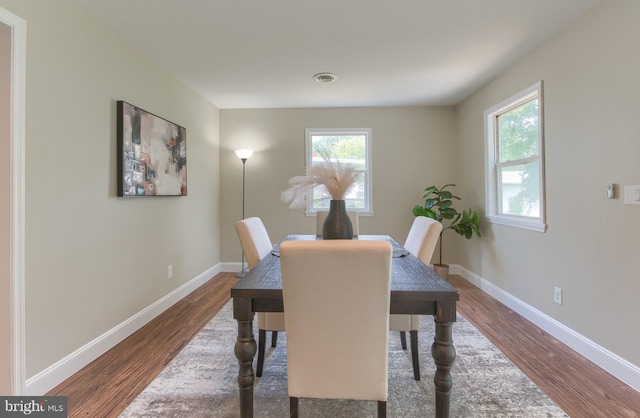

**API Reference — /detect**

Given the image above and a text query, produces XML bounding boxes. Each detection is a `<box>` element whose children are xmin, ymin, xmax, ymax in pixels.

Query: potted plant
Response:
<box><xmin>412</xmin><ymin>184</ymin><xmax>481</xmax><ymax>278</ymax></box>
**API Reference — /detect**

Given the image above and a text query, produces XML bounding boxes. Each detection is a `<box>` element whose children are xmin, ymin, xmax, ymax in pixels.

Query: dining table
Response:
<box><xmin>230</xmin><ymin>234</ymin><xmax>459</xmax><ymax>418</ymax></box>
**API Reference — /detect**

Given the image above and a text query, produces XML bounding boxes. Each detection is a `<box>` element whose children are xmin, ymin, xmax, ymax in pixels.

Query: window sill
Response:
<box><xmin>306</xmin><ymin>210</ymin><xmax>374</xmax><ymax>217</ymax></box>
<box><xmin>486</xmin><ymin>215</ymin><xmax>547</xmax><ymax>233</ymax></box>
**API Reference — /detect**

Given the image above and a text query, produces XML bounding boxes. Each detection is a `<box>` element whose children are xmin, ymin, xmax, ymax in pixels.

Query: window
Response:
<box><xmin>305</xmin><ymin>128</ymin><xmax>372</xmax><ymax>215</ymax></box>
<box><xmin>484</xmin><ymin>81</ymin><xmax>547</xmax><ymax>232</ymax></box>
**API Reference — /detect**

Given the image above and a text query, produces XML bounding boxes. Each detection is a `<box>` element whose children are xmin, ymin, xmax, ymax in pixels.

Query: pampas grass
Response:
<box><xmin>281</xmin><ymin>157</ymin><xmax>361</xmax><ymax>209</ymax></box>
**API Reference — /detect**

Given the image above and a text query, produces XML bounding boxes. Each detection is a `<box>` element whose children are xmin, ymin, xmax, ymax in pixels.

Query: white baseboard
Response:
<box><xmin>451</xmin><ymin>264</ymin><xmax>640</xmax><ymax>393</ymax></box>
<box><xmin>25</xmin><ymin>264</ymin><xmax>222</xmax><ymax>395</ymax></box>
<box><xmin>220</xmin><ymin>261</ymin><xmax>244</xmax><ymax>273</ymax></box>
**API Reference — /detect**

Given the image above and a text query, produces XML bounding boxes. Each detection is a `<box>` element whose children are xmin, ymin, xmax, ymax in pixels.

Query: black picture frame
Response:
<box><xmin>117</xmin><ymin>101</ymin><xmax>187</xmax><ymax>196</ymax></box>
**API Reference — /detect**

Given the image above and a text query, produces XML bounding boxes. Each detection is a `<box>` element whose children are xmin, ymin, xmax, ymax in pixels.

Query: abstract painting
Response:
<box><xmin>117</xmin><ymin>101</ymin><xmax>187</xmax><ymax>196</ymax></box>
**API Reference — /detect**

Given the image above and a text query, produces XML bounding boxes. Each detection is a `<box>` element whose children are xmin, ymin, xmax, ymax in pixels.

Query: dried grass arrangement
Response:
<box><xmin>281</xmin><ymin>157</ymin><xmax>361</xmax><ymax>209</ymax></box>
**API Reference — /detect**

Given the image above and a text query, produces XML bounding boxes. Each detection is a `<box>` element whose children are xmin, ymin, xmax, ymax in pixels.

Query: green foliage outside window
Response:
<box><xmin>498</xmin><ymin>99</ymin><xmax>540</xmax><ymax>216</ymax></box>
<box><xmin>312</xmin><ymin>135</ymin><xmax>365</xmax><ymax>161</ymax></box>
<box><xmin>310</xmin><ymin>134</ymin><xmax>367</xmax><ymax>210</ymax></box>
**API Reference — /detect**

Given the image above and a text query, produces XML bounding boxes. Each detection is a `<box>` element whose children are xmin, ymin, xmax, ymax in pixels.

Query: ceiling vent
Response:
<box><xmin>313</xmin><ymin>72</ymin><xmax>338</xmax><ymax>83</ymax></box>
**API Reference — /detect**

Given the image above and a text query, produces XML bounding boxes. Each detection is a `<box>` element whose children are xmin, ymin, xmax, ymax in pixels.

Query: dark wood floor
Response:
<box><xmin>47</xmin><ymin>273</ymin><xmax>240</xmax><ymax>417</ymax></box>
<box><xmin>47</xmin><ymin>273</ymin><xmax>640</xmax><ymax>417</ymax></box>
<box><xmin>449</xmin><ymin>276</ymin><xmax>640</xmax><ymax>418</ymax></box>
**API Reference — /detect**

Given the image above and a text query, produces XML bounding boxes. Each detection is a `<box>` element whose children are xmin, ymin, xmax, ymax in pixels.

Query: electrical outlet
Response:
<box><xmin>168</xmin><ymin>265</ymin><xmax>173</xmax><ymax>279</ymax></box>
<box><xmin>553</xmin><ymin>286</ymin><xmax>562</xmax><ymax>305</ymax></box>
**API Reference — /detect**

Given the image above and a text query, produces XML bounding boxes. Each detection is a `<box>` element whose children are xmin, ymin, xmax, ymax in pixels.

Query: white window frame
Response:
<box><xmin>304</xmin><ymin>128</ymin><xmax>373</xmax><ymax>216</ymax></box>
<box><xmin>484</xmin><ymin>81</ymin><xmax>547</xmax><ymax>232</ymax></box>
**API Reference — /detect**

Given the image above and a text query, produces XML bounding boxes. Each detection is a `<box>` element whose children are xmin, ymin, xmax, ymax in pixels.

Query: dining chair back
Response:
<box><xmin>280</xmin><ymin>240</ymin><xmax>392</xmax><ymax>418</ymax></box>
<box><xmin>403</xmin><ymin>216</ymin><xmax>443</xmax><ymax>266</ymax></box>
<box><xmin>316</xmin><ymin>210</ymin><xmax>359</xmax><ymax>237</ymax></box>
<box><xmin>235</xmin><ymin>217</ymin><xmax>273</xmax><ymax>269</ymax></box>
<box><xmin>235</xmin><ymin>217</ymin><xmax>285</xmax><ymax>377</ymax></box>
<box><xmin>389</xmin><ymin>216</ymin><xmax>443</xmax><ymax>380</ymax></box>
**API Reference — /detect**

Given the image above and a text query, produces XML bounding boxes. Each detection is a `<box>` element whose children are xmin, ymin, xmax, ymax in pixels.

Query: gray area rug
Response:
<box><xmin>120</xmin><ymin>302</ymin><xmax>568</xmax><ymax>417</ymax></box>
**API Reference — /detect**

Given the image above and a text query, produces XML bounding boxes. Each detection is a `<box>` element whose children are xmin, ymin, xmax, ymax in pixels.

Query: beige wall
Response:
<box><xmin>456</xmin><ymin>0</ymin><xmax>640</xmax><ymax>366</ymax></box>
<box><xmin>220</xmin><ymin>107</ymin><xmax>457</xmax><ymax>264</ymax></box>
<box><xmin>0</xmin><ymin>0</ymin><xmax>221</xmax><ymax>378</ymax></box>
<box><xmin>4</xmin><ymin>0</ymin><xmax>638</xmax><ymax>392</ymax></box>
<box><xmin>0</xmin><ymin>20</ymin><xmax>11</xmax><ymax>395</ymax></box>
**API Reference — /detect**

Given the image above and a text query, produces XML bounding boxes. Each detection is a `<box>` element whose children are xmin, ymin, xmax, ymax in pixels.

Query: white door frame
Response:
<box><xmin>0</xmin><ymin>6</ymin><xmax>26</xmax><ymax>395</ymax></box>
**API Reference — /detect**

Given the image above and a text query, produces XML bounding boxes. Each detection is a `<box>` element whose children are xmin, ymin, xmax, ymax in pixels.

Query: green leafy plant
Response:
<box><xmin>412</xmin><ymin>184</ymin><xmax>481</xmax><ymax>265</ymax></box>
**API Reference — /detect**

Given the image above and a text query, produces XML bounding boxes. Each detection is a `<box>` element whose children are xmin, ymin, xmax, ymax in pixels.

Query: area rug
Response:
<box><xmin>119</xmin><ymin>302</ymin><xmax>568</xmax><ymax>417</ymax></box>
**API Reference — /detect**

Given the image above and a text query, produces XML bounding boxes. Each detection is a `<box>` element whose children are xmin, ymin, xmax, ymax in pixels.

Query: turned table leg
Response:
<box><xmin>233</xmin><ymin>298</ymin><xmax>256</xmax><ymax>418</ymax></box>
<box><xmin>432</xmin><ymin>301</ymin><xmax>456</xmax><ymax>418</ymax></box>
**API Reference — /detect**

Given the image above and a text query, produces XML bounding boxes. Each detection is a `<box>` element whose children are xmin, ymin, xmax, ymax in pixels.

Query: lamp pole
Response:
<box><xmin>235</xmin><ymin>149</ymin><xmax>253</xmax><ymax>278</ymax></box>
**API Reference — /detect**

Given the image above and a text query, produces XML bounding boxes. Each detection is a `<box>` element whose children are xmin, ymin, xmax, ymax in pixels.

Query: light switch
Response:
<box><xmin>624</xmin><ymin>186</ymin><xmax>640</xmax><ymax>205</ymax></box>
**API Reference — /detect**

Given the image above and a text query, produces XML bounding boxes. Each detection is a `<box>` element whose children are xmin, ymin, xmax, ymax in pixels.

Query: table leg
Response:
<box><xmin>233</xmin><ymin>298</ymin><xmax>256</xmax><ymax>418</ymax></box>
<box><xmin>431</xmin><ymin>320</ymin><xmax>456</xmax><ymax>418</ymax></box>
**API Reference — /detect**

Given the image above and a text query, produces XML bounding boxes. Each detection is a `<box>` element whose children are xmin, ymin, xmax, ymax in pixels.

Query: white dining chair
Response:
<box><xmin>316</xmin><ymin>210</ymin><xmax>359</xmax><ymax>237</ymax></box>
<box><xmin>235</xmin><ymin>217</ymin><xmax>285</xmax><ymax>377</ymax></box>
<box><xmin>389</xmin><ymin>216</ymin><xmax>443</xmax><ymax>380</ymax></box>
<box><xmin>280</xmin><ymin>240</ymin><xmax>392</xmax><ymax>418</ymax></box>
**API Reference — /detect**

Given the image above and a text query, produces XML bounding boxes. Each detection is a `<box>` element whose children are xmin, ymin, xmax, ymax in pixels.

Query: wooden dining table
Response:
<box><xmin>230</xmin><ymin>235</ymin><xmax>459</xmax><ymax>417</ymax></box>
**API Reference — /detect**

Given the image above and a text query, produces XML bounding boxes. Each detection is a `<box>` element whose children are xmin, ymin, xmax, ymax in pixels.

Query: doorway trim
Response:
<box><xmin>0</xmin><ymin>6</ymin><xmax>26</xmax><ymax>395</ymax></box>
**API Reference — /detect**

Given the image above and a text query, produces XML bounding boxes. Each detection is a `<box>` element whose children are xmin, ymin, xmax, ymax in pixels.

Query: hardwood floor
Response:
<box><xmin>47</xmin><ymin>273</ymin><xmax>640</xmax><ymax>417</ymax></box>
<box><xmin>47</xmin><ymin>273</ymin><xmax>240</xmax><ymax>417</ymax></box>
<box><xmin>448</xmin><ymin>276</ymin><xmax>640</xmax><ymax>418</ymax></box>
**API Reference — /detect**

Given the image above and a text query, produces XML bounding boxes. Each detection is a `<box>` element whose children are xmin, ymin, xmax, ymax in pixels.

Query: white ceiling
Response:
<box><xmin>75</xmin><ymin>0</ymin><xmax>601</xmax><ymax>109</ymax></box>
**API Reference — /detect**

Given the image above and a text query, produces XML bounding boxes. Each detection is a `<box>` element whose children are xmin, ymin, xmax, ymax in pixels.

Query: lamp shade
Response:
<box><xmin>235</xmin><ymin>149</ymin><xmax>254</xmax><ymax>160</ymax></box>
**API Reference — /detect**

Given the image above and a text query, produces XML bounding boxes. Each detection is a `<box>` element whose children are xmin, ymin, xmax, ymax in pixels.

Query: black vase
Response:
<box><xmin>322</xmin><ymin>200</ymin><xmax>353</xmax><ymax>239</ymax></box>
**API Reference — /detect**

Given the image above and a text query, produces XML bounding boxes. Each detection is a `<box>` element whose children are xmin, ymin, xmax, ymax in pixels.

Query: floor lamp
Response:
<box><xmin>235</xmin><ymin>149</ymin><xmax>253</xmax><ymax>278</ymax></box>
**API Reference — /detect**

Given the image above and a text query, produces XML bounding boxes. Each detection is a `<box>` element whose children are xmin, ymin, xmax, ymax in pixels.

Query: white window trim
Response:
<box><xmin>484</xmin><ymin>81</ymin><xmax>547</xmax><ymax>233</ymax></box>
<box><xmin>304</xmin><ymin>128</ymin><xmax>373</xmax><ymax>216</ymax></box>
